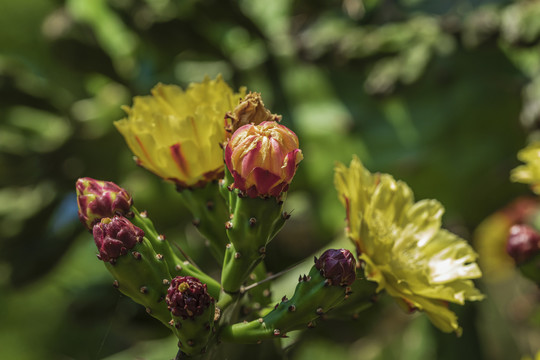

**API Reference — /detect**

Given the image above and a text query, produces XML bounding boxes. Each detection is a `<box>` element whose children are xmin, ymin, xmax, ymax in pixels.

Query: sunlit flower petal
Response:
<box><xmin>335</xmin><ymin>156</ymin><xmax>484</xmax><ymax>335</ymax></box>
<box><xmin>115</xmin><ymin>76</ymin><xmax>245</xmax><ymax>188</ymax></box>
<box><xmin>511</xmin><ymin>142</ymin><xmax>540</xmax><ymax>194</ymax></box>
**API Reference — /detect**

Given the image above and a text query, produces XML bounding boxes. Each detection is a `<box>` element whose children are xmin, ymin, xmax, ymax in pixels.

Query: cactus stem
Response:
<box><xmin>288</xmin><ymin>305</ymin><xmax>296</xmax><ymax>312</ymax></box>
<box><xmin>157</xmin><ymin>234</ymin><xmax>166</xmax><ymax>241</ymax></box>
<box><xmin>113</xmin><ymin>280</ymin><xmax>119</xmax><ymax>288</ymax></box>
<box><xmin>225</xmin><ymin>221</ymin><xmax>233</xmax><ymax>230</ymax></box>
<box><xmin>192</xmin><ymin>219</ymin><xmax>201</xmax><ymax>227</ymax></box>
<box><xmin>273</xmin><ymin>329</ymin><xmax>281</xmax><ymax>336</ymax></box>
<box><xmin>163</xmin><ymin>279</ymin><xmax>170</xmax><ymax>285</ymax></box>
<box><xmin>132</xmin><ymin>251</ymin><xmax>142</xmax><ymax>260</ymax></box>
<box><xmin>140</xmin><ymin>210</ymin><xmax>148</xmax><ymax>218</ymax></box>
<box><xmin>156</xmin><ymin>254</ymin><xmax>164</xmax><ymax>261</ymax></box>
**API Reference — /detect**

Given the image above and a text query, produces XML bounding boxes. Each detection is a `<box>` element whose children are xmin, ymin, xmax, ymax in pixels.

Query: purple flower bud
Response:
<box><xmin>315</xmin><ymin>248</ymin><xmax>357</xmax><ymax>286</ymax></box>
<box><xmin>92</xmin><ymin>216</ymin><xmax>144</xmax><ymax>263</ymax></box>
<box><xmin>76</xmin><ymin>177</ymin><xmax>133</xmax><ymax>230</ymax></box>
<box><xmin>507</xmin><ymin>224</ymin><xmax>540</xmax><ymax>264</ymax></box>
<box><xmin>166</xmin><ymin>276</ymin><xmax>214</xmax><ymax>319</ymax></box>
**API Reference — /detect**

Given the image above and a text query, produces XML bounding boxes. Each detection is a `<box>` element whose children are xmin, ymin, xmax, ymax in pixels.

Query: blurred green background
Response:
<box><xmin>2</xmin><ymin>0</ymin><xmax>540</xmax><ymax>359</ymax></box>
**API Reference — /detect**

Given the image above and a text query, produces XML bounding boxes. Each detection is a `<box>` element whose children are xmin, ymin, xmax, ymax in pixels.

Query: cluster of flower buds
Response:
<box><xmin>76</xmin><ymin>176</ymin><xmax>220</xmax><ymax>355</ymax></box>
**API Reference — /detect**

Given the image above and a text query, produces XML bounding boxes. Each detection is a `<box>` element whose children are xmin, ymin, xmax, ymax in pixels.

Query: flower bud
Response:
<box><xmin>225</xmin><ymin>121</ymin><xmax>303</xmax><ymax>198</ymax></box>
<box><xmin>166</xmin><ymin>276</ymin><xmax>214</xmax><ymax>319</ymax></box>
<box><xmin>92</xmin><ymin>216</ymin><xmax>144</xmax><ymax>263</ymax></box>
<box><xmin>225</xmin><ymin>92</ymin><xmax>281</xmax><ymax>136</ymax></box>
<box><xmin>315</xmin><ymin>248</ymin><xmax>357</xmax><ymax>286</ymax></box>
<box><xmin>76</xmin><ymin>177</ymin><xmax>132</xmax><ymax>230</ymax></box>
<box><xmin>507</xmin><ymin>224</ymin><xmax>540</xmax><ymax>264</ymax></box>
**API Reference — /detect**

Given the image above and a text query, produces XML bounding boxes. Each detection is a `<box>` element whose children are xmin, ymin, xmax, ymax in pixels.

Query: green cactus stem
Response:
<box><xmin>220</xmin><ymin>264</ymin><xmax>351</xmax><ymax>343</ymax></box>
<box><xmin>177</xmin><ymin>182</ymin><xmax>230</xmax><ymax>263</ymax></box>
<box><xmin>129</xmin><ymin>207</ymin><xmax>221</xmax><ymax>299</ymax></box>
<box><xmin>220</xmin><ymin>191</ymin><xmax>287</xmax><ymax>294</ymax></box>
<box><xmin>93</xmin><ymin>217</ymin><xmax>173</xmax><ymax>326</ymax></box>
<box><xmin>325</xmin><ymin>275</ymin><xmax>378</xmax><ymax>320</ymax></box>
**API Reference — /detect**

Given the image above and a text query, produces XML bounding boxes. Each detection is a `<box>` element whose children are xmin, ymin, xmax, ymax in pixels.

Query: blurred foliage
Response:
<box><xmin>2</xmin><ymin>0</ymin><xmax>540</xmax><ymax>358</ymax></box>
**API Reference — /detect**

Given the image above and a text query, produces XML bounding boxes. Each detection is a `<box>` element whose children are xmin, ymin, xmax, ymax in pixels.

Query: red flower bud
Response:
<box><xmin>76</xmin><ymin>177</ymin><xmax>132</xmax><ymax>230</ymax></box>
<box><xmin>92</xmin><ymin>216</ymin><xmax>144</xmax><ymax>263</ymax></box>
<box><xmin>315</xmin><ymin>248</ymin><xmax>357</xmax><ymax>286</ymax></box>
<box><xmin>225</xmin><ymin>121</ymin><xmax>303</xmax><ymax>198</ymax></box>
<box><xmin>507</xmin><ymin>224</ymin><xmax>540</xmax><ymax>264</ymax></box>
<box><xmin>166</xmin><ymin>276</ymin><xmax>214</xmax><ymax>319</ymax></box>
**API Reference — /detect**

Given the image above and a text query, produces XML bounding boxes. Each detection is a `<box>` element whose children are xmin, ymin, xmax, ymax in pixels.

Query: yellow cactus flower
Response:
<box><xmin>511</xmin><ymin>142</ymin><xmax>540</xmax><ymax>194</ymax></box>
<box><xmin>115</xmin><ymin>76</ymin><xmax>245</xmax><ymax>188</ymax></box>
<box><xmin>334</xmin><ymin>157</ymin><xmax>484</xmax><ymax>335</ymax></box>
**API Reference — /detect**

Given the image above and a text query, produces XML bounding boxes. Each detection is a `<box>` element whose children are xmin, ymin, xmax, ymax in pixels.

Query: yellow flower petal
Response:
<box><xmin>115</xmin><ymin>76</ymin><xmax>245</xmax><ymax>188</ymax></box>
<box><xmin>511</xmin><ymin>142</ymin><xmax>540</xmax><ymax>194</ymax></box>
<box><xmin>335</xmin><ymin>156</ymin><xmax>484</xmax><ymax>335</ymax></box>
